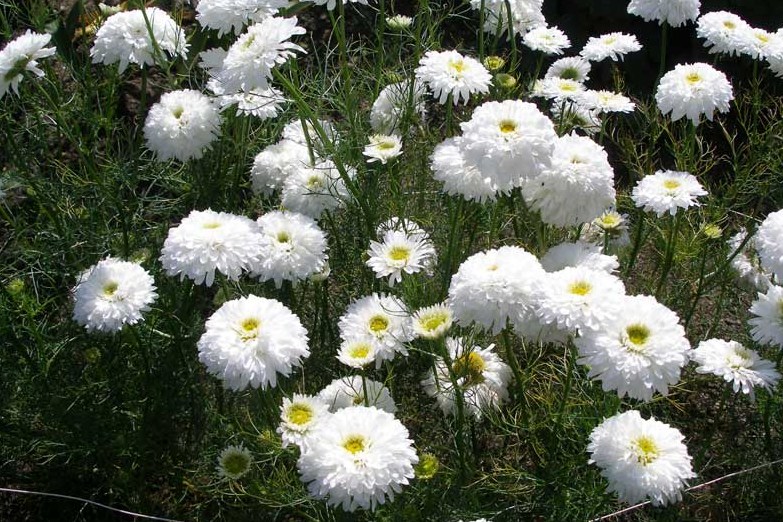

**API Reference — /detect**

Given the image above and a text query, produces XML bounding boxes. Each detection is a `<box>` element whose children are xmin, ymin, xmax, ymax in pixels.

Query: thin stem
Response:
<box><xmin>623</xmin><ymin>211</ymin><xmax>646</xmax><ymax>277</ymax></box>
<box><xmin>501</xmin><ymin>328</ymin><xmax>525</xmax><ymax>402</ymax></box>
<box><xmin>658</xmin><ymin>23</ymin><xmax>668</xmax><ymax>80</ymax></box>
<box><xmin>655</xmin><ymin>212</ymin><xmax>681</xmax><ymax>298</ymax></box>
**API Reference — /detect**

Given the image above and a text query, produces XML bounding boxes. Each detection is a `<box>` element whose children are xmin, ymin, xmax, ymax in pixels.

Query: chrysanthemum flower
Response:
<box><xmin>0</xmin><ymin>30</ymin><xmax>56</xmax><ymax>99</ymax></box>
<box><xmin>448</xmin><ymin>246</ymin><xmax>545</xmax><ymax>334</ymax></box>
<box><xmin>214</xmin><ymin>17</ymin><xmax>305</xmax><ymax>94</ymax></box>
<box><xmin>530</xmin><ymin>77</ymin><xmax>585</xmax><ymax>101</ymax></box>
<box><xmin>280</xmin><ymin>160</ymin><xmax>354</xmax><ymax>219</ymax></box>
<box><xmin>655</xmin><ymin>63</ymin><xmax>733</xmax><ymax>125</ymax></box>
<box><xmin>297</xmin><ymin>406</ymin><xmax>418</xmax><ymax>512</ymax></box>
<box><xmin>588</xmin><ymin>410</ymin><xmax>695</xmax><ymax>506</ymax></box>
<box><xmin>196</xmin><ymin>0</ymin><xmax>288</xmax><ymax>36</ymax></box>
<box><xmin>363</xmin><ymin>134</ymin><xmax>403</xmax><ymax>164</ymax></box>
<box><xmin>523</xmin><ymin>26</ymin><xmax>571</xmax><ymax>55</ymax></box>
<box><xmin>577</xmin><ymin>90</ymin><xmax>635</xmax><ymax>114</ymax></box>
<box><xmin>754</xmin><ymin>209</ymin><xmax>783</xmax><ymax>282</ymax></box>
<box><xmin>627</xmin><ymin>0</ymin><xmax>701</xmax><ymax>28</ymax></box>
<box><xmin>310</xmin><ymin>0</ymin><xmax>368</xmax><ymax>11</ymax></box>
<box><xmin>544</xmin><ymin>56</ymin><xmax>591</xmax><ymax>83</ymax></box>
<box><xmin>386</xmin><ymin>15</ymin><xmax>414</xmax><ymax>30</ymax></box>
<box><xmin>749</xmin><ymin>285</ymin><xmax>783</xmax><ymax>349</ymax></box>
<box><xmin>217</xmin><ymin>444</ymin><xmax>253</xmax><ymax>479</ymax></box>
<box><xmin>143</xmin><ymin>89</ymin><xmax>222</xmax><ymax>162</ymax></box>
<box><xmin>692</xmin><ymin>339</ymin><xmax>780</xmax><ymax>400</ymax></box>
<box><xmin>766</xmin><ymin>30</ymin><xmax>783</xmax><ymax>78</ymax></box>
<box><xmin>522</xmin><ymin>133</ymin><xmax>616</xmax><ymax>227</ymax></box>
<box><xmin>337</xmin><ymin>339</ymin><xmax>378</xmax><ymax>369</ymax></box>
<box><xmin>317</xmin><ymin>376</ymin><xmax>397</xmax><ymax>413</ymax></box>
<box><xmin>277</xmin><ymin>394</ymin><xmax>330</xmax><ymax>448</ymax></box>
<box><xmin>197</xmin><ymin>295</ymin><xmax>309</xmax><ymax>390</ymax></box>
<box><xmin>415</xmin><ymin>50</ymin><xmax>491</xmax><ymax>105</ymax></box>
<box><xmin>250</xmin><ymin>139</ymin><xmax>309</xmax><ymax>196</ymax></box>
<box><xmin>471</xmin><ymin>0</ymin><xmax>545</xmax><ymax>38</ymax></box>
<box><xmin>534</xmin><ymin>266</ymin><xmax>626</xmax><ymax>334</ymax></box>
<box><xmin>370</xmin><ymin>80</ymin><xmax>427</xmax><ymax>134</ymax></box>
<box><xmin>727</xmin><ymin>229</ymin><xmax>773</xmax><ymax>291</ymax></box>
<box><xmin>252</xmin><ymin>210</ymin><xmax>328</xmax><ymax>287</ymax></box>
<box><xmin>580</xmin><ymin>32</ymin><xmax>642</xmax><ymax>62</ymax></box>
<box><xmin>696</xmin><ymin>11</ymin><xmax>751</xmax><ymax>56</ymax></box>
<box><xmin>631</xmin><ymin>170</ymin><xmax>707</xmax><ymax>217</ymax></box>
<box><xmin>412</xmin><ymin>303</ymin><xmax>453</xmax><ymax>340</ymax></box>
<box><xmin>585</xmin><ymin>209</ymin><xmax>632</xmax><ymax>248</ymax></box>
<box><xmin>282</xmin><ymin>118</ymin><xmax>337</xmax><ymax>152</ymax></box>
<box><xmin>91</xmin><ymin>7</ymin><xmax>188</xmax><ymax>73</ymax></box>
<box><xmin>541</xmin><ymin>241</ymin><xmax>619</xmax><ymax>274</ymax></box>
<box><xmin>366</xmin><ymin>226</ymin><xmax>436</xmax><ymax>286</ymax></box>
<box><xmin>72</xmin><ymin>258</ymin><xmax>157</xmax><ymax>333</ymax></box>
<box><xmin>160</xmin><ymin>209</ymin><xmax>262</xmax><ymax>287</ymax></box>
<box><xmin>575</xmin><ymin>294</ymin><xmax>690</xmax><ymax>401</ymax></box>
<box><xmin>338</xmin><ymin>294</ymin><xmax>413</xmax><ymax>367</ymax></box>
<box><xmin>430</xmin><ymin>137</ymin><xmax>500</xmax><ymax>202</ymax></box>
<box><xmin>207</xmin><ymin>77</ymin><xmax>285</xmax><ymax>119</ymax></box>
<box><xmin>421</xmin><ymin>337</ymin><xmax>512</xmax><ymax>419</ymax></box>
<box><xmin>737</xmin><ymin>27</ymin><xmax>783</xmax><ymax>61</ymax></box>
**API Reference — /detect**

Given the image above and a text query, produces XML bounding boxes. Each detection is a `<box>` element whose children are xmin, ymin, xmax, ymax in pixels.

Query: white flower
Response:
<box><xmin>412</xmin><ymin>303</ymin><xmax>453</xmax><ymax>340</ymax></box>
<box><xmin>580</xmin><ymin>32</ymin><xmax>642</xmax><ymax>62</ymax></box>
<box><xmin>530</xmin><ymin>77</ymin><xmax>585</xmax><ymax>102</ymax></box>
<box><xmin>766</xmin><ymin>29</ymin><xmax>783</xmax><ymax>78</ymax></box>
<box><xmin>282</xmin><ymin>118</ymin><xmax>337</xmax><ymax>153</ymax></box>
<box><xmin>317</xmin><ymin>376</ymin><xmax>397</xmax><ymax>413</ymax></box>
<box><xmin>363</xmin><ymin>134</ymin><xmax>403</xmax><ymax>164</ymax></box>
<box><xmin>541</xmin><ymin>241</ymin><xmax>619</xmax><ymax>274</ymax></box>
<box><xmin>370</xmin><ymin>80</ymin><xmax>428</xmax><ymax>134</ymax></box>
<box><xmin>627</xmin><ymin>0</ymin><xmax>700</xmax><ymax>28</ymax></box>
<box><xmin>216</xmin><ymin>444</ymin><xmax>252</xmax><ymax>479</ymax></box>
<box><xmin>534</xmin><ymin>267</ymin><xmax>626</xmax><ymax>334</ymax></box>
<box><xmin>143</xmin><ymin>89</ymin><xmax>222</xmax><ymax>162</ymax></box>
<box><xmin>549</xmin><ymin>102</ymin><xmax>602</xmax><ymax>136</ymax></box>
<box><xmin>696</xmin><ymin>11</ymin><xmax>751</xmax><ymax>56</ymax></box>
<box><xmin>160</xmin><ymin>209</ymin><xmax>262</xmax><ymax>287</ymax></box>
<box><xmin>545</xmin><ymin>56</ymin><xmax>591</xmax><ymax>83</ymax></box>
<box><xmin>0</xmin><ymin>30</ymin><xmax>56</xmax><ymax>99</ymax></box>
<box><xmin>297</xmin><ymin>406</ymin><xmax>418</xmax><ymax>512</ymax></box>
<box><xmin>207</xmin><ymin>77</ymin><xmax>285</xmax><ymax>119</ymax></box>
<box><xmin>522</xmin><ymin>133</ymin><xmax>616</xmax><ymax>227</ymax></box>
<box><xmin>430</xmin><ymin>137</ymin><xmax>500</xmax><ymax>202</ymax></box>
<box><xmin>250</xmin><ymin>139</ymin><xmax>309</xmax><ymax>196</ymax></box>
<box><xmin>91</xmin><ymin>7</ymin><xmax>188</xmax><ymax>73</ymax></box>
<box><xmin>585</xmin><ymin>210</ymin><xmax>632</xmax><ymax>248</ymax></box>
<box><xmin>754</xmin><ymin>209</ymin><xmax>783</xmax><ymax>282</ymax></box>
<box><xmin>311</xmin><ymin>0</ymin><xmax>369</xmax><ymax>11</ymax></box>
<box><xmin>277</xmin><ymin>394</ymin><xmax>330</xmax><ymax>449</ymax></box>
<box><xmin>72</xmin><ymin>258</ymin><xmax>157</xmax><ymax>333</ymax></box>
<box><xmin>577</xmin><ymin>90</ymin><xmax>635</xmax><ymax>114</ymax></box>
<box><xmin>575</xmin><ymin>294</ymin><xmax>690</xmax><ymax>401</ymax></box>
<box><xmin>447</xmin><ymin>246</ymin><xmax>545</xmax><ymax>334</ymax></box>
<box><xmin>197</xmin><ymin>295</ymin><xmax>309</xmax><ymax>390</ymax></box>
<box><xmin>338</xmin><ymin>293</ymin><xmax>413</xmax><ymax>367</ymax></box>
<box><xmin>280</xmin><ymin>160</ymin><xmax>354</xmax><ymax>219</ymax></box>
<box><xmin>421</xmin><ymin>337</ymin><xmax>512</xmax><ymax>419</ymax></box>
<box><xmin>459</xmin><ymin>100</ymin><xmax>557</xmax><ymax>194</ymax></box>
<box><xmin>415</xmin><ymin>50</ymin><xmax>491</xmax><ymax>105</ymax></box>
<box><xmin>692</xmin><ymin>339</ymin><xmax>780</xmax><ymax>400</ymax></box>
<box><xmin>523</xmin><ymin>26</ymin><xmax>571</xmax><ymax>55</ymax></box>
<box><xmin>252</xmin><ymin>210</ymin><xmax>328</xmax><ymax>287</ymax></box>
<box><xmin>386</xmin><ymin>15</ymin><xmax>414</xmax><ymax>30</ymax></box>
<box><xmin>196</xmin><ymin>0</ymin><xmax>288</xmax><ymax>36</ymax></box>
<box><xmin>631</xmin><ymin>170</ymin><xmax>707</xmax><ymax>217</ymax></box>
<box><xmin>749</xmin><ymin>285</ymin><xmax>783</xmax><ymax>349</ymax></box>
<box><xmin>366</xmin><ymin>226</ymin><xmax>436</xmax><ymax>286</ymax></box>
<box><xmin>727</xmin><ymin>229</ymin><xmax>773</xmax><ymax>291</ymax></box>
<box><xmin>214</xmin><ymin>17</ymin><xmax>305</xmax><ymax>94</ymax></box>
<box><xmin>588</xmin><ymin>410</ymin><xmax>695</xmax><ymax>506</ymax></box>
<box><xmin>337</xmin><ymin>339</ymin><xmax>378</xmax><ymax>369</ymax></box>
<box><xmin>737</xmin><ymin>27</ymin><xmax>783</xmax><ymax>61</ymax></box>
<box><xmin>472</xmin><ymin>0</ymin><xmax>545</xmax><ymax>38</ymax></box>
<box><xmin>655</xmin><ymin>62</ymin><xmax>733</xmax><ymax>125</ymax></box>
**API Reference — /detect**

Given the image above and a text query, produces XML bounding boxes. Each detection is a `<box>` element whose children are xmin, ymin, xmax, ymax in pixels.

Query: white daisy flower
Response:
<box><xmin>159</xmin><ymin>209</ymin><xmax>262</xmax><ymax>287</ymax></box>
<box><xmin>338</xmin><ymin>293</ymin><xmax>414</xmax><ymax>367</ymax></box>
<box><xmin>91</xmin><ymin>7</ymin><xmax>188</xmax><ymax>73</ymax></box>
<box><xmin>336</xmin><ymin>339</ymin><xmax>378</xmax><ymax>369</ymax></box>
<box><xmin>627</xmin><ymin>0</ymin><xmax>701</xmax><ymax>28</ymax></box>
<box><xmin>412</xmin><ymin>303</ymin><xmax>453</xmax><ymax>340</ymax></box>
<box><xmin>544</xmin><ymin>56</ymin><xmax>591</xmax><ymax>83</ymax></box>
<box><xmin>692</xmin><ymin>339</ymin><xmax>780</xmax><ymax>400</ymax></box>
<box><xmin>655</xmin><ymin>62</ymin><xmax>733</xmax><ymax>125</ymax></box>
<box><xmin>282</xmin><ymin>118</ymin><xmax>338</xmax><ymax>153</ymax></box>
<box><xmin>370</xmin><ymin>80</ymin><xmax>428</xmax><ymax>134</ymax></box>
<box><xmin>363</xmin><ymin>134</ymin><xmax>403</xmax><ymax>164</ymax></box>
<box><xmin>754</xmin><ymin>209</ymin><xmax>783</xmax><ymax>282</ymax></box>
<box><xmin>216</xmin><ymin>444</ymin><xmax>253</xmax><ymax>480</ymax></box>
<box><xmin>575</xmin><ymin>294</ymin><xmax>690</xmax><ymax>401</ymax></box>
<box><xmin>415</xmin><ymin>50</ymin><xmax>491</xmax><ymax>105</ymax></box>
<box><xmin>196</xmin><ymin>0</ymin><xmax>288</xmax><ymax>36</ymax></box>
<box><xmin>588</xmin><ymin>410</ymin><xmax>695</xmax><ymax>506</ymax></box>
<box><xmin>430</xmin><ymin>137</ymin><xmax>501</xmax><ymax>202</ymax></box>
<box><xmin>207</xmin><ymin>77</ymin><xmax>286</xmax><ymax>119</ymax></box>
<box><xmin>366</xmin><ymin>227</ymin><xmax>437</xmax><ymax>286</ymax></box>
<box><xmin>297</xmin><ymin>406</ymin><xmax>418</xmax><ymax>512</ymax></box>
<box><xmin>727</xmin><ymin>229</ymin><xmax>773</xmax><ymax>291</ymax></box>
<box><xmin>0</xmin><ymin>30</ymin><xmax>56</xmax><ymax>99</ymax></box>
<box><xmin>317</xmin><ymin>376</ymin><xmax>397</xmax><ymax>413</ymax></box>
<box><xmin>197</xmin><ymin>295</ymin><xmax>309</xmax><ymax>390</ymax></box>
<box><xmin>696</xmin><ymin>11</ymin><xmax>751</xmax><ymax>56</ymax></box>
<box><xmin>277</xmin><ymin>394</ymin><xmax>330</xmax><ymax>449</ymax></box>
<box><xmin>577</xmin><ymin>89</ymin><xmax>635</xmax><ymax>114</ymax></box>
<box><xmin>580</xmin><ymin>32</ymin><xmax>642</xmax><ymax>62</ymax></box>
<box><xmin>250</xmin><ymin>139</ymin><xmax>309</xmax><ymax>196</ymax></box>
<box><xmin>72</xmin><ymin>258</ymin><xmax>157</xmax><ymax>333</ymax></box>
<box><xmin>766</xmin><ymin>29</ymin><xmax>783</xmax><ymax>78</ymax></box>
<box><xmin>421</xmin><ymin>337</ymin><xmax>512</xmax><ymax>419</ymax></box>
<box><xmin>280</xmin><ymin>160</ymin><xmax>354</xmax><ymax>219</ymax></box>
<box><xmin>737</xmin><ymin>27</ymin><xmax>783</xmax><ymax>61</ymax></box>
<box><xmin>631</xmin><ymin>170</ymin><xmax>707</xmax><ymax>217</ymax></box>
<box><xmin>749</xmin><ymin>285</ymin><xmax>783</xmax><ymax>349</ymax></box>
<box><xmin>386</xmin><ymin>15</ymin><xmax>414</xmax><ymax>30</ymax></box>
<box><xmin>530</xmin><ymin>77</ymin><xmax>586</xmax><ymax>102</ymax></box>
<box><xmin>252</xmin><ymin>210</ymin><xmax>328</xmax><ymax>288</ymax></box>
<box><xmin>540</xmin><ymin>241</ymin><xmax>619</xmax><ymax>274</ymax></box>
<box><xmin>143</xmin><ymin>89</ymin><xmax>222</xmax><ymax>162</ymax></box>
<box><xmin>471</xmin><ymin>0</ymin><xmax>545</xmax><ymax>38</ymax></box>
<box><xmin>523</xmin><ymin>26</ymin><xmax>571</xmax><ymax>55</ymax></box>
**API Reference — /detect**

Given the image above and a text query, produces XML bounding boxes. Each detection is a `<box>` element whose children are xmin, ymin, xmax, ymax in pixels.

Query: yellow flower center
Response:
<box><xmin>756</xmin><ymin>32</ymin><xmax>770</xmax><ymax>44</ymax></box>
<box><xmin>498</xmin><ymin>119</ymin><xmax>517</xmax><ymax>134</ymax></box>
<box><xmin>559</xmin><ymin>81</ymin><xmax>577</xmax><ymax>92</ymax></box>
<box><xmin>172</xmin><ymin>106</ymin><xmax>184</xmax><ymax>118</ymax></box>
<box><xmin>599</xmin><ymin>215</ymin><xmax>620</xmax><ymax>228</ymax></box>
<box><xmin>663</xmin><ymin>179</ymin><xmax>681</xmax><ymax>190</ymax></box>
<box><xmin>102</xmin><ymin>281</ymin><xmax>119</xmax><ymax>297</ymax></box>
<box><xmin>603</xmin><ymin>36</ymin><xmax>616</xmax><ymax>44</ymax></box>
<box><xmin>388</xmin><ymin>245</ymin><xmax>411</xmax><ymax>262</ymax></box>
<box><xmin>287</xmin><ymin>403</ymin><xmax>313</xmax><ymax>425</ymax></box>
<box><xmin>348</xmin><ymin>342</ymin><xmax>371</xmax><ymax>359</ymax></box>
<box><xmin>239</xmin><ymin>318</ymin><xmax>261</xmax><ymax>341</ymax></box>
<box><xmin>277</xmin><ymin>231</ymin><xmax>291</xmax><ymax>243</ymax></box>
<box><xmin>368</xmin><ymin>315</ymin><xmax>389</xmax><ymax>333</ymax></box>
<box><xmin>343</xmin><ymin>435</ymin><xmax>366</xmax><ymax>454</ymax></box>
<box><xmin>625</xmin><ymin>324</ymin><xmax>650</xmax><ymax>353</ymax></box>
<box><xmin>568</xmin><ymin>280</ymin><xmax>592</xmax><ymax>296</ymax></box>
<box><xmin>723</xmin><ymin>21</ymin><xmax>736</xmax><ymax>30</ymax></box>
<box><xmin>452</xmin><ymin>351</ymin><xmax>486</xmax><ymax>384</ymax></box>
<box><xmin>486</xmin><ymin>263</ymin><xmax>499</xmax><ymax>271</ymax></box>
<box><xmin>202</xmin><ymin>222</ymin><xmax>222</xmax><ymax>229</ymax></box>
<box><xmin>632</xmin><ymin>436</ymin><xmax>659</xmax><ymax>466</ymax></box>
<box><xmin>420</xmin><ymin>312</ymin><xmax>449</xmax><ymax>332</ymax></box>
<box><xmin>306</xmin><ymin>175</ymin><xmax>323</xmax><ymax>189</ymax></box>
<box><xmin>376</xmin><ymin>140</ymin><xmax>397</xmax><ymax>150</ymax></box>
<box><xmin>685</xmin><ymin>72</ymin><xmax>702</xmax><ymax>85</ymax></box>
<box><xmin>448</xmin><ymin>59</ymin><xmax>466</xmax><ymax>74</ymax></box>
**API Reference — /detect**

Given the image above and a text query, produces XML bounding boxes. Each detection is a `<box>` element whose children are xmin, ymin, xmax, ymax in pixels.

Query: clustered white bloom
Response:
<box><xmin>577</xmin><ymin>90</ymin><xmax>636</xmax><ymax>114</ymax></box>
<box><xmin>754</xmin><ymin>209</ymin><xmax>783</xmax><ymax>282</ymax></box>
<box><xmin>363</xmin><ymin>134</ymin><xmax>403</xmax><ymax>164</ymax></box>
<box><xmin>196</xmin><ymin>0</ymin><xmax>288</xmax><ymax>36</ymax></box>
<box><xmin>0</xmin><ymin>30</ymin><xmax>56</xmax><ymax>99</ymax></box>
<box><xmin>415</xmin><ymin>50</ymin><xmax>491</xmax><ymax>105</ymax></box>
<box><xmin>696</xmin><ymin>11</ymin><xmax>751</xmax><ymax>57</ymax></box>
<box><xmin>727</xmin><ymin>229</ymin><xmax>773</xmax><ymax>291</ymax></box>
<box><xmin>692</xmin><ymin>339</ymin><xmax>780</xmax><ymax>400</ymax></box>
<box><xmin>627</xmin><ymin>0</ymin><xmax>701</xmax><ymax>28</ymax></box>
<box><xmin>277</xmin><ymin>394</ymin><xmax>330</xmax><ymax>448</ymax></box>
<box><xmin>412</xmin><ymin>303</ymin><xmax>453</xmax><ymax>340</ymax></box>
<box><xmin>338</xmin><ymin>293</ymin><xmax>414</xmax><ymax>367</ymax></box>
<box><xmin>655</xmin><ymin>62</ymin><xmax>733</xmax><ymax>125</ymax></box>
<box><xmin>366</xmin><ymin>220</ymin><xmax>436</xmax><ymax>286</ymax></box>
<box><xmin>470</xmin><ymin>0</ymin><xmax>545</xmax><ymax>38</ymax></box>
<box><xmin>580</xmin><ymin>32</ymin><xmax>642</xmax><ymax>62</ymax></box>
<box><xmin>748</xmin><ymin>285</ymin><xmax>783</xmax><ymax>349</ymax></box>
<box><xmin>317</xmin><ymin>376</ymin><xmax>397</xmax><ymax>413</ymax></box>
<box><xmin>545</xmin><ymin>56</ymin><xmax>591</xmax><ymax>83</ymax></box>
<box><xmin>540</xmin><ymin>241</ymin><xmax>619</xmax><ymax>274</ymax></box>
<box><xmin>523</xmin><ymin>26</ymin><xmax>571</xmax><ymax>55</ymax></box>
<box><xmin>631</xmin><ymin>170</ymin><xmax>707</xmax><ymax>217</ymax></box>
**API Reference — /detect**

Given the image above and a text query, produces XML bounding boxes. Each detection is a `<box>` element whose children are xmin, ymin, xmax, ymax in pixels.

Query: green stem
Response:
<box><xmin>501</xmin><ymin>328</ymin><xmax>525</xmax><ymax>403</ymax></box>
<box><xmin>623</xmin><ymin>211</ymin><xmax>646</xmax><ymax>277</ymax></box>
<box><xmin>556</xmin><ymin>340</ymin><xmax>575</xmax><ymax>422</ymax></box>
<box><xmin>437</xmin><ymin>339</ymin><xmax>472</xmax><ymax>482</ymax></box>
<box><xmin>658</xmin><ymin>23</ymin><xmax>668</xmax><ymax>80</ymax></box>
<box><xmin>683</xmin><ymin>242</ymin><xmax>710</xmax><ymax>330</ymax></box>
<box><xmin>655</xmin><ymin>212</ymin><xmax>681</xmax><ymax>298</ymax></box>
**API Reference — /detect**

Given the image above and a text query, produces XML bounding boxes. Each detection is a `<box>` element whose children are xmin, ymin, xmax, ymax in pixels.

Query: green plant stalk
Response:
<box><xmin>683</xmin><ymin>241</ymin><xmax>710</xmax><ymax>330</ymax></box>
<box><xmin>623</xmin><ymin>210</ymin><xmax>646</xmax><ymax>277</ymax></box>
<box><xmin>556</xmin><ymin>341</ymin><xmax>575</xmax><ymax>422</ymax></box>
<box><xmin>655</xmin><ymin>212</ymin><xmax>681</xmax><ymax>298</ymax></box>
<box><xmin>437</xmin><ymin>338</ymin><xmax>472</xmax><ymax>482</ymax></box>
<box><xmin>501</xmin><ymin>327</ymin><xmax>525</xmax><ymax>403</ymax></box>
<box><xmin>658</xmin><ymin>23</ymin><xmax>668</xmax><ymax>80</ymax></box>
<box><xmin>503</xmin><ymin>0</ymin><xmax>518</xmax><ymax>70</ymax></box>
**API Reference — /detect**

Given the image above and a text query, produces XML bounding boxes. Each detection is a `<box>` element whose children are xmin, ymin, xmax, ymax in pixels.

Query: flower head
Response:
<box><xmin>338</xmin><ymin>293</ymin><xmax>413</xmax><ymax>367</ymax></box>
<box><xmin>250</xmin><ymin>139</ymin><xmax>309</xmax><ymax>196</ymax></box>
<box><xmin>545</xmin><ymin>56</ymin><xmax>591</xmax><ymax>83</ymax></box>
<box><xmin>430</xmin><ymin>137</ymin><xmax>500</xmax><ymax>202</ymax></box>
<box><xmin>0</xmin><ymin>30</ymin><xmax>56</xmax><ymax>99</ymax></box>
<box><xmin>217</xmin><ymin>444</ymin><xmax>252</xmax><ymax>480</ymax></box>
<box><xmin>754</xmin><ymin>209</ymin><xmax>783</xmax><ymax>282</ymax></box>
<box><xmin>337</xmin><ymin>339</ymin><xmax>378</xmax><ymax>369</ymax></box>
<box><xmin>655</xmin><ymin>62</ymin><xmax>733</xmax><ymax>125</ymax></box>
<box><xmin>523</xmin><ymin>26</ymin><xmax>571</xmax><ymax>55</ymax></box>
<box><xmin>412</xmin><ymin>303</ymin><xmax>453</xmax><ymax>340</ymax></box>
<box><xmin>363</xmin><ymin>134</ymin><xmax>403</xmax><ymax>164</ymax></box>
<box><xmin>317</xmin><ymin>376</ymin><xmax>397</xmax><ymax>413</ymax></box>
<box><xmin>696</xmin><ymin>11</ymin><xmax>751</xmax><ymax>56</ymax></box>
<box><xmin>627</xmin><ymin>0</ymin><xmax>701</xmax><ymax>28</ymax></box>
<box><xmin>577</xmin><ymin>90</ymin><xmax>635</xmax><ymax>114</ymax></box>
<box><xmin>280</xmin><ymin>160</ymin><xmax>354</xmax><ymax>219</ymax></box>
<box><xmin>631</xmin><ymin>170</ymin><xmax>707</xmax><ymax>217</ymax></box>
<box><xmin>196</xmin><ymin>0</ymin><xmax>288</xmax><ymax>36</ymax></box>
<box><xmin>727</xmin><ymin>229</ymin><xmax>773</xmax><ymax>291</ymax></box>
<box><xmin>692</xmin><ymin>339</ymin><xmax>780</xmax><ymax>400</ymax></box>
<box><xmin>749</xmin><ymin>285</ymin><xmax>783</xmax><ymax>349</ymax></box>
<box><xmin>370</xmin><ymin>80</ymin><xmax>427</xmax><ymax>134</ymax></box>
<box><xmin>541</xmin><ymin>241</ymin><xmax>619</xmax><ymax>274</ymax></box>
<box><xmin>277</xmin><ymin>394</ymin><xmax>330</xmax><ymax>448</ymax></box>
<box><xmin>72</xmin><ymin>258</ymin><xmax>157</xmax><ymax>333</ymax></box>
<box><xmin>588</xmin><ymin>410</ymin><xmax>695</xmax><ymax>506</ymax></box>
<box><xmin>580</xmin><ymin>32</ymin><xmax>642</xmax><ymax>62</ymax></box>
<box><xmin>366</xmin><ymin>225</ymin><xmax>436</xmax><ymax>286</ymax></box>
<box><xmin>386</xmin><ymin>15</ymin><xmax>414</xmax><ymax>30</ymax></box>
<box><xmin>415</xmin><ymin>50</ymin><xmax>491</xmax><ymax>105</ymax></box>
